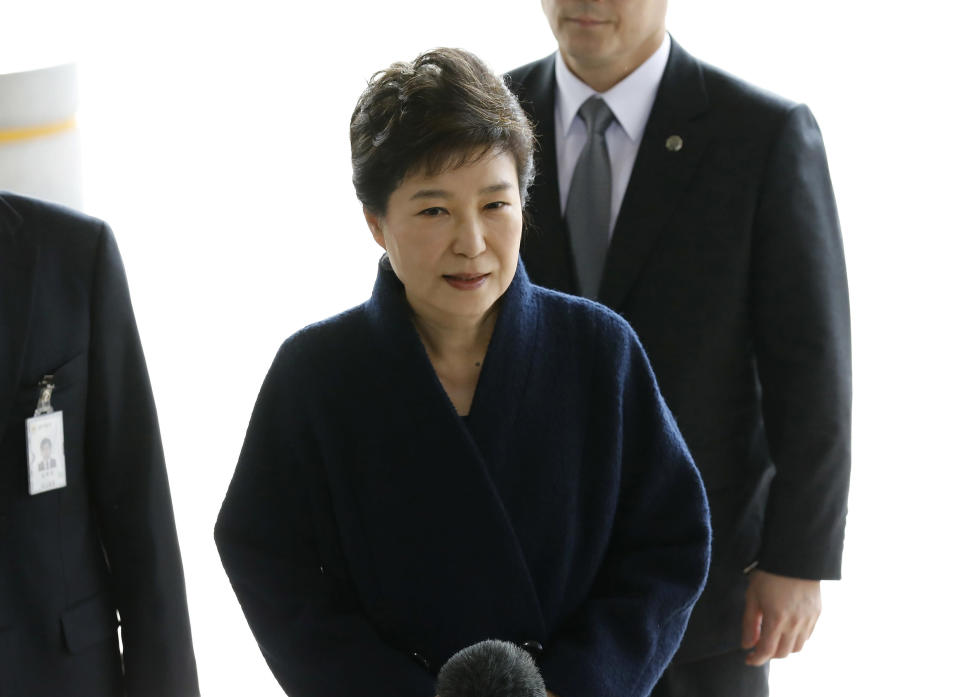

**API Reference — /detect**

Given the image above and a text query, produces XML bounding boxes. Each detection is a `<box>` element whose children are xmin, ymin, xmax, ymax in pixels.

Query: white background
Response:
<box><xmin>3</xmin><ymin>1</ymin><xmax>959</xmax><ymax>695</ymax></box>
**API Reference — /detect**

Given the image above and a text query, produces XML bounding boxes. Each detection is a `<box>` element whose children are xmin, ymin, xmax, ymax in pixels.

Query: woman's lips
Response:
<box><xmin>443</xmin><ymin>273</ymin><xmax>490</xmax><ymax>290</ymax></box>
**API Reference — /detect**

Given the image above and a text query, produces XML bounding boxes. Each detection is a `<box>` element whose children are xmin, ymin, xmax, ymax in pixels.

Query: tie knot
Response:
<box><xmin>578</xmin><ymin>97</ymin><xmax>615</xmax><ymax>135</ymax></box>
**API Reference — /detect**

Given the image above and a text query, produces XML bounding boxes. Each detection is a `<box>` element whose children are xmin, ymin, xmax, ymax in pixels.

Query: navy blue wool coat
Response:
<box><xmin>215</xmin><ymin>260</ymin><xmax>710</xmax><ymax>697</ymax></box>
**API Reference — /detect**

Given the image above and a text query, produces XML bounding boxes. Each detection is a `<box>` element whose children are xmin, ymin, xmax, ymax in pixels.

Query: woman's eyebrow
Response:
<box><xmin>409</xmin><ymin>181</ymin><xmax>511</xmax><ymax>200</ymax></box>
<box><xmin>479</xmin><ymin>181</ymin><xmax>512</xmax><ymax>194</ymax></box>
<box><xmin>409</xmin><ymin>188</ymin><xmax>450</xmax><ymax>200</ymax></box>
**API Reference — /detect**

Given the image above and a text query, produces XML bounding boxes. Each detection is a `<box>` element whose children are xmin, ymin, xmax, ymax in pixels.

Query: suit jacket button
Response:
<box><xmin>665</xmin><ymin>134</ymin><xmax>684</xmax><ymax>152</ymax></box>
<box><xmin>520</xmin><ymin>640</ymin><xmax>543</xmax><ymax>658</ymax></box>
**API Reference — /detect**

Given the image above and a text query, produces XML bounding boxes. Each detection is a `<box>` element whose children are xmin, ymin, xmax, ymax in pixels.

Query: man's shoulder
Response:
<box><xmin>670</xmin><ymin>41</ymin><xmax>799</xmax><ymax>123</ymax></box>
<box><xmin>1</xmin><ymin>191</ymin><xmax>109</xmax><ymax>255</ymax></box>
<box><xmin>505</xmin><ymin>43</ymin><xmax>805</xmax><ymax>128</ymax></box>
<box><xmin>705</xmin><ymin>63</ymin><xmax>795</xmax><ymax>115</ymax></box>
<box><xmin>1</xmin><ymin>191</ymin><xmax>107</xmax><ymax>233</ymax></box>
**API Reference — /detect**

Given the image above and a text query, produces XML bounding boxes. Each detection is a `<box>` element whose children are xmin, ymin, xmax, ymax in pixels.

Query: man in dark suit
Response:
<box><xmin>506</xmin><ymin>2</ymin><xmax>851</xmax><ymax>695</ymax></box>
<box><xmin>0</xmin><ymin>192</ymin><xmax>200</xmax><ymax>696</ymax></box>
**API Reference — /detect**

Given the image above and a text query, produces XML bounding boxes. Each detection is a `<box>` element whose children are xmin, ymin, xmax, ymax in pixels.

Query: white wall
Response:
<box><xmin>4</xmin><ymin>1</ymin><xmax>958</xmax><ymax>695</ymax></box>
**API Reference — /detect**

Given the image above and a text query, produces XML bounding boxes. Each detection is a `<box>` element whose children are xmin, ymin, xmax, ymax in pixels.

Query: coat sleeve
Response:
<box><xmin>214</xmin><ymin>339</ymin><xmax>437</xmax><ymax>697</ymax></box>
<box><xmin>538</xmin><ymin>331</ymin><xmax>711</xmax><ymax>697</ymax></box>
<box><xmin>84</xmin><ymin>225</ymin><xmax>200</xmax><ymax>697</ymax></box>
<box><xmin>751</xmin><ymin>104</ymin><xmax>852</xmax><ymax>580</ymax></box>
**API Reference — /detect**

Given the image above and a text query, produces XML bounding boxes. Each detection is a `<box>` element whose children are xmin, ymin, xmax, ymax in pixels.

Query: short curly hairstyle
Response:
<box><xmin>350</xmin><ymin>48</ymin><xmax>535</xmax><ymax>217</ymax></box>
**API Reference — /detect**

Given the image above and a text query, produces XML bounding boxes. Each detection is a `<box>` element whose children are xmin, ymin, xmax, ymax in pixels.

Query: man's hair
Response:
<box><xmin>350</xmin><ymin>48</ymin><xmax>535</xmax><ymax>217</ymax></box>
<box><xmin>40</xmin><ymin>438</ymin><xmax>52</xmax><ymax>448</ymax></box>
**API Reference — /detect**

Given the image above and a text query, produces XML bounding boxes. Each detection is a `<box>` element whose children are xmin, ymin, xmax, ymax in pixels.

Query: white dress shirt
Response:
<box><xmin>554</xmin><ymin>34</ymin><xmax>671</xmax><ymax>238</ymax></box>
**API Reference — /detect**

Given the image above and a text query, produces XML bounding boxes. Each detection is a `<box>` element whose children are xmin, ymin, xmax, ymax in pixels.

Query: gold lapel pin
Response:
<box><xmin>665</xmin><ymin>135</ymin><xmax>683</xmax><ymax>152</ymax></box>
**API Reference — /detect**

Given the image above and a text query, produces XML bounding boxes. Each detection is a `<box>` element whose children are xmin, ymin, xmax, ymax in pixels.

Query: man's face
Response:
<box><xmin>541</xmin><ymin>0</ymin><xmax>668</xmax><ymax>75</ymax></box>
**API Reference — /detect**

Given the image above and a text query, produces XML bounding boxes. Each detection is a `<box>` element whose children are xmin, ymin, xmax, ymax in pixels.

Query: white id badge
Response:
<box><xmin>25</xmin><ymin>375</ymin><xmax>67</xmax><ymax>495</ymax></box>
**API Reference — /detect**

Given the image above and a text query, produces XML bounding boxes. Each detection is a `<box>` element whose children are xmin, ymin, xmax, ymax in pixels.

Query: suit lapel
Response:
<box><xmin>599</xmin><ymin>40</ymin><xmax>710</xmax><ymax>309</ymax></box>
<box><xmin>513</xmin><ymin>56</ymin><xmax>579</xmax><ymax>295</ymax></box>
<box><xmin>0</xmin><ymin>196</ymin><xmax>37</xmax><ymax>436</ymax></box>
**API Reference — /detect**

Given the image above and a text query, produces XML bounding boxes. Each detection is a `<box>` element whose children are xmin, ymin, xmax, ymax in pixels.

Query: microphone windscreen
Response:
<box><xmin>436</xmin><ymin>639</ymin><xmax>547</xmax><ymax>697</ymax></box>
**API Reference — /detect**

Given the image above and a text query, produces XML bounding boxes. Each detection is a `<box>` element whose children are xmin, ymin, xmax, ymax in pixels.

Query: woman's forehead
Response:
<box><xmin>397</xmin><ymin>149</ymin><xmax>518</xmax><ymax>194</ymax></box>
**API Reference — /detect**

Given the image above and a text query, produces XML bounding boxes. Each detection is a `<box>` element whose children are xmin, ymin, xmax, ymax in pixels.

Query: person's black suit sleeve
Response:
<box><xmin>84</xmin><ymin>225</ymin><xmax>200</xmax><ymax>696</ymax></box>
<box><xmin>214</xmin><ymin>340</ymin><xmax>436</xmax><ymax>697</ymax></box>
<box><xmin>751</xmin><ymin>104</ymin><xmax>852</xmax><ymax>580</ymax></box>
<box><xmin>537</xmin><ymin>329</ymin><xmax>711</xmax><ymax>697</ymax></box>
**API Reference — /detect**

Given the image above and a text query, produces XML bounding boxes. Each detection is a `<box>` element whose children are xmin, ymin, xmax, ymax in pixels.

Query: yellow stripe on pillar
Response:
<box><xmin>0</xmin><ymin>116</ymin><xmax>77</xmax><ymax>145</ymax></box>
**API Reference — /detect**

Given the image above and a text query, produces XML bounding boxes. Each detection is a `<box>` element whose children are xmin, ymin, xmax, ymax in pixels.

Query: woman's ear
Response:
<box><xmin>363</xmin><ymin>207</ymin><xmax>386</xmax><ymax>250</ymax></box>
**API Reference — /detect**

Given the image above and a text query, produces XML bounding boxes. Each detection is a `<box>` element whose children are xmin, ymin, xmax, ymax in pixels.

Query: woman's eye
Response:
<box><xmin>418</xmin><ymin>207</ymin><xmax>446</xmax><ymax>217</ymax></box>
<box><xmin>484</xmin><ymin>201</ymin><xmax>508</xmax><ymax>210</ymax></box>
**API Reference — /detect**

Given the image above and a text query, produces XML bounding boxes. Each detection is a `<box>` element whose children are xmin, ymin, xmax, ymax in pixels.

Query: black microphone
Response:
<box><xmin>435</xmin><ymin>639</ymin><xmax>547</xmax><ymax>697</ymax></box>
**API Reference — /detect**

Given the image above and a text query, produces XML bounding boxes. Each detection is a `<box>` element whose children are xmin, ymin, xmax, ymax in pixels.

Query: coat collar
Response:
<box><xmin>515</xmin><ymin>38</ymin><xmax>710</xmax><ymax>309</ymax></box>
<box><xmin>366</xmin><ymin>256</ymin><xmax>540</xmax><ymax>456</ymax></box>
<box><xmin>361</xmin><ymin>258</ymin><xmax>547</xmax><ymax>656</ymax></box>
<box><xmin>0</xmin><ymin>194</ymin><xmax>37</xmax><ymax>434</ymax></box>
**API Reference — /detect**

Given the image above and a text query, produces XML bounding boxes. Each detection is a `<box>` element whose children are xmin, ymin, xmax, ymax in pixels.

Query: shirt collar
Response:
<box><xmin>554</xmin><ymin>33</ymin><xmax>671</xmax><ymax>143</ymax></box>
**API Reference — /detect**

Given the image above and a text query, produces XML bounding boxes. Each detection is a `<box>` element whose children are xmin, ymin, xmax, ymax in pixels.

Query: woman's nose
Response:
<box><xmin>452</xmin><ymin>216</ymin><xmax>486</xmax><ymax>257</ymax></box>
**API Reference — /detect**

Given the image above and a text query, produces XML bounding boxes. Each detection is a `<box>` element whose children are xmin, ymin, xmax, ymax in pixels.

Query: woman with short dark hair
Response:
<box><xmin>350</xmin><ymin>49</ymin><xmax>535</xmax><ymax>216</ymax></box>
<box><xmin>215</xmin><ymin>48</ymin><xmax>710</xmax><ymax>697</ymax></box>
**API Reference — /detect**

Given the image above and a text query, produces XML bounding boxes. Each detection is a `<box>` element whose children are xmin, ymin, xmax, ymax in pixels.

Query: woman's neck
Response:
<box><xmin>412</xmin><ymin>308</ymin><xmax>497</xmax><ymax>363</ymax></box>
<box><xmin>410</xmin><ymin>302</ymin><xmax>500</xmax><ymax>416</ymax></box>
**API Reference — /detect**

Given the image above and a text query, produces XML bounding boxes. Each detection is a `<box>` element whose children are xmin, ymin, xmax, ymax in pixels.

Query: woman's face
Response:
<box><xmin>365</xmin><ymin>150</ymin><xmax>523</xmax><ymax>325</ymax></box>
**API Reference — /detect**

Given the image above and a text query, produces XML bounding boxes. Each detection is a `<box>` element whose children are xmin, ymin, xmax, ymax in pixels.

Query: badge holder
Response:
<box><xmin>25</xmin><ymin>375</ymin><xmax>67</xmax><ymax>495</ymax></box>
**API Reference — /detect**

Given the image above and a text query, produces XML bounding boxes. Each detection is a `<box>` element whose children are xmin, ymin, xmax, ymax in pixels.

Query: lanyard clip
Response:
<box><xmin>35</xmin><ymin>375</ymin><xmax>55</xmax><ymax>416</ymax></box>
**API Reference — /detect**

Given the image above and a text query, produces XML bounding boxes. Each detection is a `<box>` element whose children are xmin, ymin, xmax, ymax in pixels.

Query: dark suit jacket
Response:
<box><xmin>506</xmin><ymin>40</ymin><xmax>852</xmax><ymax>662</ymax></box>
<box><xmin>215</xmin><ymin>260</ymin><xmax>710</xmax><ymax>697</ymax></box>
<box><xmin>0</xmin><ymin>193</ymin><xmax>199</xmax><ymax>696</ymax></box>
